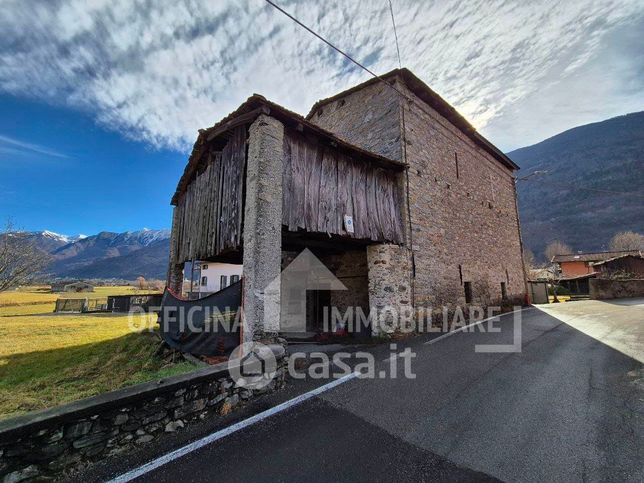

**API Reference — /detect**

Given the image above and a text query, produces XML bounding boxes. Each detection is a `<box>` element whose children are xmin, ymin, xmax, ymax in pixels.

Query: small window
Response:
<box><xmin>202</xmin><ymin>264</ymin><xmax>208</xmax><ymax>270</ymax></box>
<box><xmin>455</xmin><ymin>152</ymin><xmax>459</xmax><ymax>179</ymax></box>
<box><xmin>220</xmin><ymin>275</ymin><xmax>228</xmax><ymax>289</ymax></box>
<box><xmin>201</xmin><ymin>276</ymin><xmax>207</xmax><ymax>286</ymax></box>
<box><xmin>231</xmin><ymin>275</ymin><xmax>240</xmax><ymax>284</ymax></box>
<box><xmin>501</xmin><ymin>282</ymin><xmax>507</xmax><ymax>300</ymax></box>
<box><xmin>464</xmin><ymin>281</ymin><xmax>473</xmax><ymax>304</ymax></box>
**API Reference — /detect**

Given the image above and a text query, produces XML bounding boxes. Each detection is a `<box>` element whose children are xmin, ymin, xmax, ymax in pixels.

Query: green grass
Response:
<box><xmin>0</xmin><ymin>285</ymin><xmax>158</xmax><ymax>307</ymax></box>
<box><xmin>0</xmin><ymin>293</ymin><xmax>196</xmax><ymax>420</ymax></box>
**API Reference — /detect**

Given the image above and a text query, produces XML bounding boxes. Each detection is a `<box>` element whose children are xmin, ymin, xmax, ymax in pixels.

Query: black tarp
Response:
<box><xmin>158</xmin><ymin>281</ymin><xmax>242</xmax><ymax>356</ymax></box>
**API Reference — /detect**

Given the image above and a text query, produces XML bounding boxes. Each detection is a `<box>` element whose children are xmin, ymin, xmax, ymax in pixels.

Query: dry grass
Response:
<box><xmin>0</xmin><ymin>289</ymin><xmax>196</xmax><ymax>420</ymax></box>
<box><xmin>0</xmin><ymin>285</ymin><xmax>158</xmax><ymax>307</ymax></box>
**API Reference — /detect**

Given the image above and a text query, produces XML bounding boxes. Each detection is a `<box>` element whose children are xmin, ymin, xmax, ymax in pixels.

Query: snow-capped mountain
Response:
<box><xmin>19</xmin><ymin>229</ymin><xmax>171</xmax><ymax>279</ymax></box>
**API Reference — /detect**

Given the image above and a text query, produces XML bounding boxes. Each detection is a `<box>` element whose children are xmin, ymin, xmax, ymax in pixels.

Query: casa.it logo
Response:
<box><xmin>229</xmin><ymin>342</ymin><xmax>277</xmax><ymax>389</ymax></box>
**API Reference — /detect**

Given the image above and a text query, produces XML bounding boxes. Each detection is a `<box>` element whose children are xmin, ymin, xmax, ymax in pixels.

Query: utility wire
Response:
<box><xmin>388</xmin><ymin>0</ymin><xmax>402</xmax><ymax>68</ymax></box>
<box><xmin>265</xmin><ymin>0</ymin><xmax>644</xmax><ymax>203</ymax></box>
<box><xmin>264</xmin><ymin>0</ymin><xmax>412</xmax><ymax>103</ymax></box>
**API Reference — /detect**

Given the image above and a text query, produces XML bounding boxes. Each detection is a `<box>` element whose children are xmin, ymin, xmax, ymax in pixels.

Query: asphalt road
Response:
<box><xmin>96</xmin><ymin>302</ymin><xmax>643</xmax><ymax>483</ymax></box>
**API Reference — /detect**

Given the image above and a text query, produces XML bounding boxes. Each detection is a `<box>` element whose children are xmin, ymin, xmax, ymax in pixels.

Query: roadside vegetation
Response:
<box><xmin>0</xmin><ymin>286</ymin><xmax>196</xmax><ymax>420</ymax></box>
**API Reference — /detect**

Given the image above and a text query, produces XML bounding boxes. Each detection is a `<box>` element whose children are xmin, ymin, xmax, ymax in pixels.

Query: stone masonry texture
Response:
<box><xmin>367</xmin><ymin>244</ymin><xmax>412</xmax><ymax>334</ymax></box>
<box><xmin>0</xmin><ymin>353</ymin><xmax>288</xmax><ymax>482</ymax></box>
<box><xmin>310</xmin><ymin>75</ymin><xmax>526</xmax><ymax>312</ymax></box>
<box><xmin>242</xmin><ymin>114</ymin><xmax>285</xmax><ymax>340</ymax></box>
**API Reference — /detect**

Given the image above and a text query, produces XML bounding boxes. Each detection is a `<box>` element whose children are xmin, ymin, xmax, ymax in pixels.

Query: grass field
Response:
<box><xmin>0</xmin><ymin>286</ymin><xmax>196</xmax><ymax>420</ymax></box>
<box><xmin>0</xmin><ymin>285</ymin><xmax>161</xmax><ymax>316</ymax></box>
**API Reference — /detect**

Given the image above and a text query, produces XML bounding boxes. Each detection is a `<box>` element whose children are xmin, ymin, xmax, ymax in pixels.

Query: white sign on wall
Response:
<box><xmin>343</xmin><ymin>214</ymin><xmax>355</xmax><ymax>233</ymax></box>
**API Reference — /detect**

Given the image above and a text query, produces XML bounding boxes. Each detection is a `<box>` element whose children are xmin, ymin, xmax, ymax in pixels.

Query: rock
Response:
<box><xmin>43</xmin><ymin>428</ymin><xmax>64</xmax><ymax>443</ymax></box>
<box><xmin>65</xmin><ymin>420</ymin><xmax>92</xmax><ymax>439</ymax></box>
<box><xmin>219</xmin><ymin>394</ymin><xmax>240</xmax><ymax>415</ymax></box>
<box><xmin>121</xmin><ymin>420</ymin><xmax>141</xmax><ymax>432</ymax></box>
<box><xmin>34</xmin><ymin>441</ymin><xmax>67</xmax><ymax>460</ymax></box>
<box><xmin>208</xmin><ymin>393</ymin><xmax>227</xmax><ymax>406</ymax></box>
<box><xmin>164</xmin><ymin>420</ymin><xmax>185</xmax><ymax>433</ymax></box>
<box><xmin>221</xmin><ymin>380</ymin><xmax>234</xmax><ymax>391</ymax></box>
<box><xmin>81</xmin><ymin>441</ymin><xmax>107</xmax><ymax>458</ymax></box>
<box><xmin>239</xmin><ymin>389</ymin><xmax>253</xmax><ymax>400</ymax></box>
<box><xmin>73</xmin><ymin>432</ymin><xmax>109</xmax><ymax>449</ymax></box>
<box><xmin>141</xmin><ymin>411</ymin><xmax>166</xmax><ymax>426</ymax></box>
<box><xmin>135</xmin><ymin>435</ymin><xmax>154</xmax><ymax>444</ymax></box>
<box><xmin>145</xmin><ymin>422</ymin><xmax>163</xmax><ymax>433</ymax></box>
<box><xmin>167</xmin><ymin>396</ymin><xmax>184</xmax><ymax>408</ymax></box>
<box><xmin>173</xmin><ymin>398</ymin><xmax>206</xmax><ymax>419</ymax></box>
<box><xmin>113</xmin><ymin>413</ymin><xmax>129</xmax><ymax>425</ymax></box>
<box><xmin>174</xmin><ymin>388</ymin><xmax>186</xmax><ymax>397</ymax></box>
<box><xmin>135</xmin><ymin>429</ymin><xmax>146</xmax><ymax>436</ymax></box>
<box><xmin>4</xmin><ymin>465</ymin><xmax>40</xmax><ymax>483</ymax></box>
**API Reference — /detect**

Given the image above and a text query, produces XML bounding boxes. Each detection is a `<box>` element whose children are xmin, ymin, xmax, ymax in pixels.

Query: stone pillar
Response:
<box><xmin>166</xmin><ymin>207</ymin><xmax>184</xmax><ymax>294</ymax></box>
<box><xmin>367</xmin><ymin>244</ymin><xmax>413</xmax><ymax>335</ymax></box>
<box><xmin>242</xmin><ymin>114</ymin><xmax>284</xmax><ymax>341</ymax></box>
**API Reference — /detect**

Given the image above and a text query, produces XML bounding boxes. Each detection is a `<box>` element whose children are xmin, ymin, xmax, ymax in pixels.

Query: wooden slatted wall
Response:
<box><xmin>171</xmin><ymin>126</ymin><xmax>246</xmax><ymax>263</ymax></box>
<box><xmin>282</xmin><ymin>129</ymin><xmax>404</xmax><ymax>243</ymax></box>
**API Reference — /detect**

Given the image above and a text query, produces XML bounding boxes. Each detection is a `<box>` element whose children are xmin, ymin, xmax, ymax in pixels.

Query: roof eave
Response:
<box><xmin>306</xmin><ymin>68</ymin><xmax>519</xmax><ymax>171</ymax></box>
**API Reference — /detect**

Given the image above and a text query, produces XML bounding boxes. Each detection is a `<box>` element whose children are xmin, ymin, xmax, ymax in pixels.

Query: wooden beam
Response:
<box><xmin>206</xmin><ymin>106</ymin><xmax>270</xmax><ymax>141</ymax></box>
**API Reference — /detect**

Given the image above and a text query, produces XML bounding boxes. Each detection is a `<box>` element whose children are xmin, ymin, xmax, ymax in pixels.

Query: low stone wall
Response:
<box><xmin>590</xmin><ymin>278</ymin><xmax>644</xmax><ymax>300</ymax></box>
<box><xmin>0</xmin><ymin>346</ymin><xmax>287</xmax><ymax>482</ymax></box>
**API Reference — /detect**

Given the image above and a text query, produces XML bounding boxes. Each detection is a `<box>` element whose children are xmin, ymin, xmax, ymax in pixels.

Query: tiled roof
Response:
<box><xmin>552</xmin><ymin>250</ymin><xmax>642</xmax><ymax>263</ymax></box>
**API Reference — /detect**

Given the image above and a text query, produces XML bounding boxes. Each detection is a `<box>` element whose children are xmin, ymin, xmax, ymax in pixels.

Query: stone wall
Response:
<box><xmin>590</xmin><ymin>278</ymin><xmax>644</xmax><ymax>300</ymax></box>
<box><xmin>398</xmin><ymin>79</ymin><xmax>526</xmax><ymax>308</ymax></box>
<box><xmin>309</xmin><ymin>74</ymin><xmax>526</xmax><ymax>312</ymax></box>
<box><xmin>310</xmin><ymin>81</ymin><xmax>402</xmax><ymax>161</ymax></box>
<box><xmin>0</xmin><ymin>350</ymin><xmax>287</xmax><ymax>482</ymax></box>
<box><xmin>367</xmin><ymin>244</ymin><xmax>412</xmax><ymax>334</ymax></box>
<box><xmin>321</xmin><ymin>250</ymin><xmax>369</xmax><ymax>333</ymax></box>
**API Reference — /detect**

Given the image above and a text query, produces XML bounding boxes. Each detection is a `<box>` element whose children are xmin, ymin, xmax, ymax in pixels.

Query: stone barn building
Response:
<box><xmin>166</xmin><ymin>68</ymin><xmax>526</xmax><ymax>340</ymax></box>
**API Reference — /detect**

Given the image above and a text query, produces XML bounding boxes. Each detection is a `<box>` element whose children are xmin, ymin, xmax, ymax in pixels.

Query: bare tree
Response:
<box><xmin>0</xmin><ymin>220</ymin><xmax>51</xmax><ymax>292</ymax></box>
<box><xmin>609</xmin><ymin>231</ymin><xmax>644</xmax><ymax>252</ymax></box>
<box><xmin>544</xmin><ymin>240</ymin><xmax>572</xmax><ymax>263</ymax></box>
<box><xmin>136</xmin><ymin>276</ymin><xmax>146</xmax><ymax>290</ymax></box>
<box><xmin>523</xmin><ymin>248</ymin><xmax>537</xmax><ymax>271</ymax></box>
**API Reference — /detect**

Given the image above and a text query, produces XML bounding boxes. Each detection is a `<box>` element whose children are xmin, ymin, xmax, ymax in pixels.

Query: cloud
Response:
<box><xmin>0</xmin><ymin>0</ymin><xmax>642</xmax><ymax>152</ymax></box>
<box><xmin>0</xmin><ymin>134</ymin><xmax>69</xmax><ymax>159</ymax></box>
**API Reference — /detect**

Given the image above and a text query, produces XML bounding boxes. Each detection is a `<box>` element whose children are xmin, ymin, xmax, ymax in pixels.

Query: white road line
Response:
<box><xmin>423</xmin><ymin>307</ymin><xmax>532</xmax><ymax>345</ymax></box>
<box><xmin>108</xmin><ymin>371</ymin><xmax>360</xmax><ymax>483</ymax></box>
<box><xmin>111</xmin><ymin>306</ymin><xmax>533</xmax><ymax>482</ymax></box>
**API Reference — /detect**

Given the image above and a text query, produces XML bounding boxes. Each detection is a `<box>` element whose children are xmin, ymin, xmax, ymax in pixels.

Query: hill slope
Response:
<box><xmin>510</xmin><ymin>111</ymin><xmax>644</xmax><ymax>259</ymax></box>
<box><xmin>12</xmin><ymin>229</ymin><xmax>171</xmax><ymax>280</ymax></box>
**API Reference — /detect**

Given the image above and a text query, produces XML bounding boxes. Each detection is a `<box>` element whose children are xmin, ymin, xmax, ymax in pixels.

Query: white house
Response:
<box><xmin>197</xmin><ymin>262</ymin><xmax>243</xmax><ymax>295</ymax></box>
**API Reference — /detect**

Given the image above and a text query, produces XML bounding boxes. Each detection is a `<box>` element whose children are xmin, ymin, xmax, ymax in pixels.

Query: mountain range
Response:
<box><xmin>25</xmin><ymin>229</ymin><xmax>171</xmax><ymax>280</ymax></box>
<box><xmin>19</xmin><ymin>111</ymin><xmax>644</xmax><ymax>279</ymax></box>
<box><xmin>511</xmin><ymin>111</ymin><xmax>644</xmax><ymax>260</ymax></box>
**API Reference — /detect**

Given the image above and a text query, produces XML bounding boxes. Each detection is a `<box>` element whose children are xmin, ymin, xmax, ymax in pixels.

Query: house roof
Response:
<box><xmin>172</xmin><ymin>94</ymin><xmax>407</xmax><ymax>205</ymax></box>
<box><xmin>306</xmin><ymin>68</ymin><xmax>519</xmax><ymax>171</ymax></box>
<box><xmin>591</xmin><ymin>253</ymin><xmax>643</xmax><ymax>266</ymax></box>
<box><xmin>552</xmin><ymin>250</ymin><xmax>642</xmax><ymax>263</ymax></box>
<box><xmin>559</xmin><ymin>272</ymin><xmax>597</xmax><ymax>281</ymax></box>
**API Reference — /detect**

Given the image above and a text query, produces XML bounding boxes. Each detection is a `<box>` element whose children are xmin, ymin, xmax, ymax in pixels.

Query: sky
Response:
<box><xmin>1</xmin><ymin>0</ymin><xmax>643</xmax><ymax>235</ymax></box>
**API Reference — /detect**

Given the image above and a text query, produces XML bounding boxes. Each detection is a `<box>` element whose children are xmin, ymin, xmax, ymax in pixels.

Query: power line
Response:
<box><xmin>265</xmin><ymin>0</ymin><xmax>644</xmax><ymax>203</ymax></box>
<box><xmin>264</xmin><ymin>0</ymin><xmax>504</xmax><ymax>172</ymax></box>
<box><xmin>388</xmin><ymin>0</ymin><xmax>402</xmax><ymax>68</ymax></box>
<box><xmin>264</xmin><ymin>0</ymin><xmax>411</xmax><ymax>103</ymax></box>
